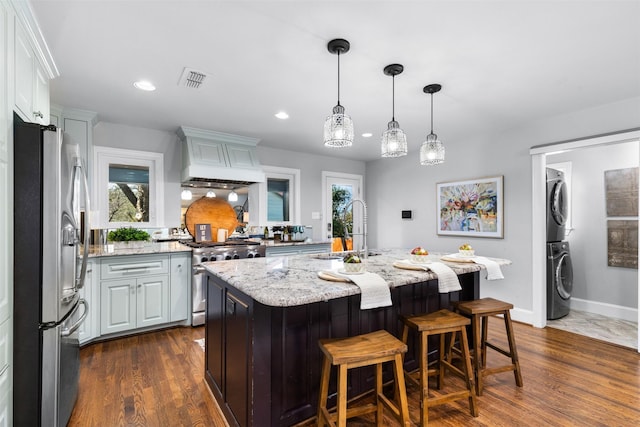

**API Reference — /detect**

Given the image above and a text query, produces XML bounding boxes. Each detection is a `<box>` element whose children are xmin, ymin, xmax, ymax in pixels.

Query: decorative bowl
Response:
<box><xmin>459</xmin><ymin>249</ymin><xmax>475</xmax><ymax>257</ymax></box>
<box><xmin>343</xmin><ymin>262</ymin><xmax>365</xmax><ymax>273</ymax></box>
<box><xmin>411</xmin><ymin>254</ymin><xmax>430</xmax><ymax>264</ymax></box>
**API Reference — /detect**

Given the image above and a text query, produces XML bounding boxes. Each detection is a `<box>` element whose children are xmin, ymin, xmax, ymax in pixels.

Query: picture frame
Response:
<box><xmin>436</xmin><ymin>175</ymin><xmax>504</xmax><ymax>238</ymax></box>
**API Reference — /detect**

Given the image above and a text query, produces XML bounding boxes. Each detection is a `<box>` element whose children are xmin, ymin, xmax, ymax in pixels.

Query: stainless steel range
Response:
<box><xmin>184</xmin><ymin>240</ymin><xmax>266</xmax><ymax>326</ymax></box>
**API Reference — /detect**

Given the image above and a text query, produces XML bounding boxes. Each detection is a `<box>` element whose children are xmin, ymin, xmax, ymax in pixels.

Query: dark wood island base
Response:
<box><xmin>205</xmin><ymin>271</ymin><xmax>479</xmax><ymax>427</ymax></box>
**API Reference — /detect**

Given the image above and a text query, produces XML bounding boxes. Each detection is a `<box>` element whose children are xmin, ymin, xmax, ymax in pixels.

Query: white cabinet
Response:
<box><xmin>100</xmin><ymin>255</ymin><xmax>170</xmax><ymax>336</ymax></box>
<box><xmin>14</xmin><ymin>19</ymin><xmax>49</xmax><ymax>124</ymax></box>
<box><xmin>170</xmin><ymin>253</ymin><xmax>190</xmax><ymax>322</ymax></box>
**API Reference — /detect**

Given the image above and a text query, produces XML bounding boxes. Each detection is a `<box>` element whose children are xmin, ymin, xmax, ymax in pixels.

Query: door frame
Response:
<box><xmin>530</xmin><ymin>128</ymin><xmax>640</xmax><ymax>352</ymax></box>
<box><xmin>321</xmin><ymin>171</ymin><xmax>363</xmax><ymax>249</ymax></box>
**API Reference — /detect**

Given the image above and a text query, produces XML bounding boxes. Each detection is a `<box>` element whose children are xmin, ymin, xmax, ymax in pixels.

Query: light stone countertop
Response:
<box><xmin>202</xmin><ymin>248</ymin><xmax>511</xmax><ymax>307</ymax></box>
<box><xmin>87</xmin><ymin>241</ymin><xmax>192</xmax><ymax>258</ymax></box>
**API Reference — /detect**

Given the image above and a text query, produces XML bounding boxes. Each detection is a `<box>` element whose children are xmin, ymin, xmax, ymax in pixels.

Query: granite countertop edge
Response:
<box><xmin>202</xmin><ymin>249</ymin><xmax>511</xmax><ymax>308</ymax></box>
<box><xmin>87</xmin><ymin>241</ymin><xmax>192</xmax><ymax>258</ymax></box>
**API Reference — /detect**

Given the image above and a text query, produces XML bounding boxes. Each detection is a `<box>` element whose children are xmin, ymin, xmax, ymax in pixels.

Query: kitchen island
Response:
<box><xmin>202</xmin><ymin>249</ymin><xmax>510</xmax><ymax>427</ymax></box>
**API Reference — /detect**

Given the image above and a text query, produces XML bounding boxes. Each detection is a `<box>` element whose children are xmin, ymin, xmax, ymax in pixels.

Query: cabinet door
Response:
<box><xmin>136</xmin><ymin>275</ymin><xmax>169</xmax><ymax>328</ymax></box>
<box><xmin>101</xmin><ymin>278</ymin><xmax>136</xmax><ymax>334</ymax></box>
<box><xmin>225</xmin><ymin>290</ymin><xmax>251</xmax><ymax>427</ymax></box>
<box><xmin>170</xmin><ymin>254</ymin><xmax>190</xmax><ymax>322</ymax></box>
<box><xmin>14</xmin><ymin>20</ymin><xmax>34</xmax><ymax>122</ymax></box>
<box><xmin>33</xmin><ymin>59</ymin><xmax>49</xmax><ymax>124</ymax></box>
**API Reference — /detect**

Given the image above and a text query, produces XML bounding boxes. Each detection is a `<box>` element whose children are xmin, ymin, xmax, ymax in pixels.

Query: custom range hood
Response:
<box><xmin>178</xmin><ymin>126</ymin><xmax>265</xmax><ymax>188</ymax></box>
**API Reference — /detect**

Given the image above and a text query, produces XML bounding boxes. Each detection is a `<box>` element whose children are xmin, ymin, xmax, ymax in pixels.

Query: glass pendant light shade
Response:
<box><xmin>206</xmin><ymin>191</ymin><xmax>216</xmax><ymax>198</ymax></box>
<box><xmin>181</xmin><ymin>189</ymin><xmax>193</xmax><ymax>200</ymax></box>
<box><xmin>324</xmin><ymin>104</ymin><xmax>354</xmax><ymax>148</ymax></box>
<box><xmin>324</xmin><ymin>39</ymin><xmax>353</xmax><ymax>148</ymax></box>
<box><xmin>420</xmin><ymin>83</ymin><xmax>444</xmax><ymax>165</ymax></box>
<box><xmin>381</xmin><ymin>120</ymin><xmax>407</xmax><ymax>157</ymax></box>
<box><xmin>381</xmin><ymin>64</ymin><xmax>407</xmax><ymax>157</ymax></box>
<box><xmin>420</xmin><ymin>133</ymin><xmax>445</xmax><ymax>165</ymax></box>
<box><xmin>228</xmin><ymin>190</ymin><xmax>238</xmax><ymax>202</ymax></box>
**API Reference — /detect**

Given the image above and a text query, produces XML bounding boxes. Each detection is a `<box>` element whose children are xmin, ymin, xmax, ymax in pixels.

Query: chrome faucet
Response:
<box><xmin>343</xmin><ymin>198</ymin><xmax>367</xmax><ymax>259</ymax></box>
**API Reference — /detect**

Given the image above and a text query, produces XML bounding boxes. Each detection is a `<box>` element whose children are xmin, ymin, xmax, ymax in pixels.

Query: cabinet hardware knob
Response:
<box><xmin>33</xmin><ymin>111</ymin><xmax>43</xmax><ymax>118</ymax></box>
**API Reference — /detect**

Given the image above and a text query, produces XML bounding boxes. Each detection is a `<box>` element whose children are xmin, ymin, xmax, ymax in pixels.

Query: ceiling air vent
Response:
<box><xmin>178</xmin><ymin>67</ymin><xmax>209</xmax><ymax>89</ymax></box>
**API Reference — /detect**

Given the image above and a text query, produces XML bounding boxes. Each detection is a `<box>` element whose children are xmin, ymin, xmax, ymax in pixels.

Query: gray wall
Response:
<box><xmin>366</xmin><ymin>96</ymin><xmax>640</xmax><ymax>315</ymax></box>
<box><xmin>548</xmin><ymin>141</ymin><xmax>638</xmax><ymax>309</ymax></box>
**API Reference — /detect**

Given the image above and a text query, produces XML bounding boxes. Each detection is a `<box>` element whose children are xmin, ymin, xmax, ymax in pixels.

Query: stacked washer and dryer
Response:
<box><xmin>546</xmin><ymin>168</ymin><xmax>574</xmax><ymax>319</ymax></box>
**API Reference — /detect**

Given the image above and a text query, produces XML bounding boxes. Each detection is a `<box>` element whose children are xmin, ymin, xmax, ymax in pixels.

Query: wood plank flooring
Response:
<box><xmin>69</xmin><ymin>318</ymin><xmax>640</xmax><ymax>426</ymax></box>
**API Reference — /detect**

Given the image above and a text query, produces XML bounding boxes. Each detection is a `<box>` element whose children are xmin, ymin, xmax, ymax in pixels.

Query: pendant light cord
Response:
<box><xmin>430</xmin><ymin>93</ymin><xmax>434</xmax><ymax>134</ymax></box>
<box><xmin>392</xmin><ymin>75</ymin><xmax>395</xmax><ymax>121</ymax></box>
<box><xmin>336</xmin><ymin>51</ymin><xmax>341</xmax><ymax>106</ymax></box>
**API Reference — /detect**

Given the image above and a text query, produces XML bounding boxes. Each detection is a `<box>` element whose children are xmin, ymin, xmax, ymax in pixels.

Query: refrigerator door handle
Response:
<box><xmin>74</xmin><ymin>159</ymin><xmax>91</xmax><ymax>290</ymax></box>
<box><xmin>61</xmin><ymin>299</ymin><xmax>88</xmax><ymax>337</ymax></box>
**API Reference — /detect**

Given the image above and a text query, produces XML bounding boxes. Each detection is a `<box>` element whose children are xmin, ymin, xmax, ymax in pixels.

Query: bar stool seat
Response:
<box><xmin>317</xmin><ymin>329</ymin><xmax>411</xmax><ymax>427</ymax></box>
<box><xmin>401</xmin><ymin>309</ymin><xmax>478</xmax><ymax>426</ymax></box>
<box><xmin>452</xmin><ymin>297</ymin><xmax>523</xmax><ymax>396</ymax></box>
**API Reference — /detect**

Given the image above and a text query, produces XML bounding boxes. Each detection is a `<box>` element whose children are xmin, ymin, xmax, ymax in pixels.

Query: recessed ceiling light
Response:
<box><xmin>362</xmin><ymin>133</ymin><xmax>373</xmax><ymax>138</ymax></box>
<box><xmin>134</xmin><ymin>80</ymin><xmax>156</xmax><ymax>91</ymax></box>
<box><xmin>275</xmin><ymin>111</ymin><xmax>289</xmax><ymax>119</ymax></box>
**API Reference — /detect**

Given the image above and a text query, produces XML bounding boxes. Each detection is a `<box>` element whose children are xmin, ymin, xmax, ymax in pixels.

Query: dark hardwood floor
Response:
<box><xmin>69</xmin><ymin>318</ymin><xmax>640</xmax><ymax>426</ymax></box>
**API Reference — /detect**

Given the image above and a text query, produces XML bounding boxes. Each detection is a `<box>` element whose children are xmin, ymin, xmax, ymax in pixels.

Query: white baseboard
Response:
<box><xmin>510</xmin><ymin>307</ymin><xmax>535</xmax><ymax>327</ymax></box>
<box><xmin>570</xmin><ymin>298</ymin><xmax>638</xmax><ymax>323</ymax></box>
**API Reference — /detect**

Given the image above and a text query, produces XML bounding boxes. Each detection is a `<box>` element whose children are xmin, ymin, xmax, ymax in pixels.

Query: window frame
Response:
<box><xmin>256</xmin><ymin>165</ymin><xmax>300</xmax><ymax>226</ymax></box>
<box><xmin>93</xmin><ymin>146</ymin><xmax>164</xmax><ymax>228</ymax></box>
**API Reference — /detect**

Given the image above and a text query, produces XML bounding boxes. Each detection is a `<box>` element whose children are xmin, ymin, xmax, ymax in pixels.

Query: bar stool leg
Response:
<box><xmin>459</xmin><ymin>327</ymin><xmax>479</xmax><ymax>417</ymax></box>
<box><xmin>419</xmin><ymin>331</ymin><xmax>429</xmax><ymax>427</ymax></box>
<box><xmin>337</xmin><ymin>364</ymin><xmax>348</xmax><ymax>427</ymax></box>
<box><xmin>375</xmin><ymin>363</ymin><xmax>383</xmax><ymax>426</ymax></box>
<box><xmin>471</xmin><ymin>314</ymin><xmax>483</xmax><ymax>396</ymax></box>
<box><xmin>317</xmin><ymin>357</ymin><xmax>331</xmax><ymax>427</ymax></box>
<box><xmin>437</xmin><ymin>333</ymin><xmax>446</xmax><ymax>389</ymax></box>
<box><xmin>504</xmin><ymin>310</ymin><xmax>524</xmax><ymax>387</ymax></box>
<box><xmin>392</xmin><ymin>353</ymin><xmax>411</xmax><ymax>427</ymax></box>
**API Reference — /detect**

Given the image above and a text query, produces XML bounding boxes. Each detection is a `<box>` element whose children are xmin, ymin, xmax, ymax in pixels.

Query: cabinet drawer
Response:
<box><xmin>101</xmin><ymin>255</ymin><xmax>169</xmax><ymax>280</ymax></box>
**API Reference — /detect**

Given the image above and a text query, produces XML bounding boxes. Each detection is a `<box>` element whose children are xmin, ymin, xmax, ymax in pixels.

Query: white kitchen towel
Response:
<box><xmin>426</xmin><ymin>262</ymin><xmax>463</xmax><ymax>293</ymax></box>
<box><xmin>471</xmin><ymin>256</ymin><xmax>504</xmax><ymax>280</ymax></box>
<box><xmin>345</xmin><ymin>272</ymin><xmax>393</xmax><ymax>310</ymax></box>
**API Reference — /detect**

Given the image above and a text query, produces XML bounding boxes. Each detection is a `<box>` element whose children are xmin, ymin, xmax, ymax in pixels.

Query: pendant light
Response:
<box><xmin>381</xmin><ymin>64</ymin><xmax>407</xmax><ymax>158</ymax></box>
<box><xmin>323</xmin><ymin>38</ymin><xmax>354</xmax><ymax>148</ymax></box>
<box><xmin>420</xmin><ymin>84</ymin><xmax>445</xmax><ymax>165</ymax></box>
<box><xmin>206</xmin><ymin>191</ymin><xmax>216</xmax><ymax>198</ymax></box>
<box><xmin>228</xmin><ymin>190</ymin><xmax>238</xmax><ymax>202</ymax></box>
<box><xmin>181</xmin><ymin>189</ymin><xmax>193</xmax><ymax>200</ymax></box>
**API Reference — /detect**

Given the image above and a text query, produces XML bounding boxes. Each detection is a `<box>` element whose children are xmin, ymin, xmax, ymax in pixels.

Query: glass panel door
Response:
<box><xmin>323</xmin><ymin>173</ymin><xmax>363</xmax><ymax>253</ymax></box>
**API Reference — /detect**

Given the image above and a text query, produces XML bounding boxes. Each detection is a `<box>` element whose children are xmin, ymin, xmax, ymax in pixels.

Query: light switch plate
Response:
<box><xmin>311</xmin><ymin>211</ymin><xmax>320</xmax><ymax>220</ymax></box>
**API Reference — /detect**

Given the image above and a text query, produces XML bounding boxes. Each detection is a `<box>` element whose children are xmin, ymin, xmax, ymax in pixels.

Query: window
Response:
<box><xmin>108</xmin><ymin>165</ymin><xmax>150</xmax><ymax>222</ymax></box>
<box><xmin>267</xmin><ymin>178</ymin><xmax>290</xmax><ymax>221</ymax></box>
<box><xmin>93</xmin><ymin>147</ymin><xmax>164</xmax><ymax>228</ymax></box>
<box><xmin>252</xmin><ymin>166</ymin><xmax>300</xmax><ymax>225</ymax></box>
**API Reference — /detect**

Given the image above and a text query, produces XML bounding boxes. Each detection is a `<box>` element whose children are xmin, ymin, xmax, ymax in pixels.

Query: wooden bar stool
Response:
<box><xmin>401</xmin><ymin>309</ymin><xmax>478</xmax><ymax>426</ymax></box>
<box><xmin>317</xmin><ymin>330</ymin><xmax>411</xmax><ymax>427</ymax></box>
<box><xmin>453</xmin><ymin>297</ymin><xmax>523</xmax><ymax>396</ymax></box>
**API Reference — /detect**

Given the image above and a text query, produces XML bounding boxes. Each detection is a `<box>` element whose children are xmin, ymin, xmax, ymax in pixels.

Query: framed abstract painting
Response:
<box><xmin>436</xmin><ymin>175</ymin><xmax>504</xmax><ymax>238</ymax></box>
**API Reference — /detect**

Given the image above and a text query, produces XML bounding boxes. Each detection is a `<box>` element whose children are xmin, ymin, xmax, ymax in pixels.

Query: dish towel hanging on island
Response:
<box><xmin>318</xmin><ymin>270</ymin><xmax>392</xmax><ymax>310</ymax></box>
<box><xmin>425</xmin><ymin>262</ymin><xmax>462</xmax><ymax>293</ymax></box>
<box><xmin>470</xmin><ymin>256</ymin><xmax>504</xmax><ymax>280</ymax></box>
<box><xmin>392</xmin><ymin>260</ymin><xmax>462</xmax><ymax>293</ymax></box>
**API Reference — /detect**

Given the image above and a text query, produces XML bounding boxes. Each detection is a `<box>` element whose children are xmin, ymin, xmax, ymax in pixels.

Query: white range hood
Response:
<box><xmin>178</xmin><ymin>126</ymin><xmax>265</xmax><ymax>188</ymax></box>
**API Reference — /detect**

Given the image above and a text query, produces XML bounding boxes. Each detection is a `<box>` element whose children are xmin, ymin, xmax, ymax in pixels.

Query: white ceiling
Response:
<box><xmin>30</xmin><ymin>0</ymin><xmax>640</xmax><ymax>162</ymax></box>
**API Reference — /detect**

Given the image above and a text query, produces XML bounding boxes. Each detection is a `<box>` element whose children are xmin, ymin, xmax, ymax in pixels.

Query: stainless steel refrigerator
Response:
<box><xmin>13</xmin><ymin>115</ymin><xmax>90</xmax><ymax>426</ymax></box>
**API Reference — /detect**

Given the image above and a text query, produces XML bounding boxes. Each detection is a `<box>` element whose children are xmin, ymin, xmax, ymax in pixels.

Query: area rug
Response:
<box><xmin>194</xmin><ymin>338</ymin><xmax>205</xmax><ymax>352</ymax></box>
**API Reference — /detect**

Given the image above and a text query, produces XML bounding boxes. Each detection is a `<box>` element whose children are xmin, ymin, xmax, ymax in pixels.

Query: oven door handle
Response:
<box><xmin>193</xmin><ymin>265</ymin><xmax>206</xmax><ymax>274</ymax></box>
